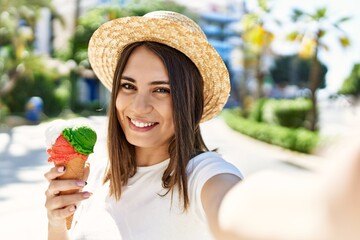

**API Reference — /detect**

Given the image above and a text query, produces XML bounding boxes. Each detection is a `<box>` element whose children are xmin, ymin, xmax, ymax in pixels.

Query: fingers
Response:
<box><xmin>44</xmin><ymin>163</ymin><xmax>91</xmax><ymax>196</ymax></box>
<box><xmin>46</xmin><ymin>192</ymin><xmax>92</xmax><ymax>227</ymax></box>
<box><xmin>45</xmin><ymin>188</ymin><xmax>92</xmax><ymax>226</ymax></box>
<box><xmin>48</xmin><ymin>204</ymin><xmax>77</xmax><ymax>222</ymax></box>
<box><xmin>44</xmin><ymin>163</ymin><xmax>93</xmax><ymax>226</ymax></box>
<box><xmin>45</xmin><ymin>179</ymin><xmax>87</xmax><ymax>197</ymax></box>
<box><xmin>44</xmin><ymin>166</ymin><xmax>66</xmax><ymax>182</ymax></box>
<box><xmin>45</xmin><ymin>191</ymin><xmax>92</xmax><ymax>211</ymax></box>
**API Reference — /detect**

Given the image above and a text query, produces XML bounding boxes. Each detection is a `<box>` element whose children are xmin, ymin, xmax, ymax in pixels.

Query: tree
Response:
<box><xmin>0</xmin><ymin>0</ymin><xmax>63</xmax><ymax>97</ymax></box>
<box><xmin>270</xmin><ymin>54</ymin><xmax>327</xmax><ymax>89</ymax></box>
<box><xmin>58</xmin><ymin>0</ymin><xmax>192</xmax><ymax>65</ymax></box>
<box><xmin>238</xmin><ymin>0</ymin><xmax>278</xmax><ymax>113</ymax></box>
<box><xmin>54</xmin><ymin>0</ymin><xmax>193</xmax><ymax>111</ymax></box>
<box><xmin>286</xmin><ymin>7</ymin><xmax>351</xmax><ymax>131</ymax></box>
<box><xmin>338</xmin><ymin>63</ymin><xmax>360</xmax><ymax>97</ymax></box>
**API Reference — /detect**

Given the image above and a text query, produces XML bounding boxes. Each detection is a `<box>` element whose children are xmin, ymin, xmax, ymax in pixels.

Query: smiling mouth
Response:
<box><xmin>129</xmin><ymin>118</ymin><xmax>157</xmax><ymax>128</ymax></box>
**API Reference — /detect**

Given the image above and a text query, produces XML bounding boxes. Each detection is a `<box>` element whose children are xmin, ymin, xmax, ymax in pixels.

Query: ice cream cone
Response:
<box><xmin>56</xmin><ymin>156</ymin><xmax>87</xmax><ymax>229</ymax></box>
<box><xmin>45</xmin><ymin>121</ymin><xmax>97</xmax><ymax>230</ymax></box>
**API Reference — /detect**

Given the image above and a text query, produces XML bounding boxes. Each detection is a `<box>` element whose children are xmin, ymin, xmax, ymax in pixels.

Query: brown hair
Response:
<box><xmin>104</xmin><ymin>41</ymin><xmax>209</xmax><ymax>210</ymax></box>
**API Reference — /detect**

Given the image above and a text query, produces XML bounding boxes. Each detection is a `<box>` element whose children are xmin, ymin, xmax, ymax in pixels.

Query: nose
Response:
<box><xmin>132</xmin><ymin>92</ymin><xmax>153</xmax><ymax>114</ymax></box>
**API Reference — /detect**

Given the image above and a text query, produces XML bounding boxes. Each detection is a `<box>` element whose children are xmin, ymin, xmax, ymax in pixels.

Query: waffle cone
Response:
<box><xmin>56</xmin><ymin>156</ymin><xmax>87</xmax><ymax>229</ymax></box>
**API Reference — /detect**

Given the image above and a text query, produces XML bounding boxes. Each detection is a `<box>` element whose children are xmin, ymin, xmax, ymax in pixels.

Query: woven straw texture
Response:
<box><xmin>88</xmin><ymin>11</ymin><xmax>230</xmax><ymax>122</ymax></box>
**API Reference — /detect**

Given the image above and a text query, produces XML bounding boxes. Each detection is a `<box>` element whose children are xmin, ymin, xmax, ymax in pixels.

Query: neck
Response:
<box><xmin>135</xmin><ymin>146</ymin><xmax>169</xmax><ymax>167</ymax></box>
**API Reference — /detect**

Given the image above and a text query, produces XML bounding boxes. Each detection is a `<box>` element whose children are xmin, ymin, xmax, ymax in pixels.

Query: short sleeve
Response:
<box><xmin>186</xmin><ymin>152</ymin><xmax>243</xmax><ymax>222</ymax></box>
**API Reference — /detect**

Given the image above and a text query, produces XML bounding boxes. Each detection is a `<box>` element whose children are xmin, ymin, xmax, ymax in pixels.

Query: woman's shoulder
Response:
<box><xmin>187</xmin><ymin>151</ymin><xmax>243</xmax><ymax>179</ymax></box>
<box><xmin>188</xmin><ymin>151</ymin><xmax>221</xmax><ymax>166</ymax></box>
<box><xmin>188</xmin><ymin>151</ymin><xmax>229</xmax><ymax>168</ymax></box>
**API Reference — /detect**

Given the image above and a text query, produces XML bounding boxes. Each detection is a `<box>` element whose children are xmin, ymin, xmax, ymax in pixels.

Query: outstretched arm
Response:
<box><xmin>203</xmin><ymin>128</ymin><xmax>360</xmax><ymax>240</ymax></box>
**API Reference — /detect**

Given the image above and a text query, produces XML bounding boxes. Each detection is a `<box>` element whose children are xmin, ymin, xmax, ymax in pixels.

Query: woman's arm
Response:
<box><xmin>201</xmin><ymin>173</ymin><xmax>242</xmax><ymax>240</ymax></box>
<box><xmin>216</xmin><ymin>171</ymin><xmax>326</xmax><ymax>240</ymax></box>
<box><xmin>44</xmin><ymin>164</ymin><xmax>91</xmax><ymax>240</ymax></box>
<box><xmin>202</xmin><ymin>130</ymin><xmax>360</xmax><ymax>240</ymax></box>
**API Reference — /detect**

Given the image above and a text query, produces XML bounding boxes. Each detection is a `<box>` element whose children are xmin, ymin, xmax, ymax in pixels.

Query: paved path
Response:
<box><xmin>0</xmin><ymin>116</ymin><xmax>323</xmax><ymax>239</ymax></box>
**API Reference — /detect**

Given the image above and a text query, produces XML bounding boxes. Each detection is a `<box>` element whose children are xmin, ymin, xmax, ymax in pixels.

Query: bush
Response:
<box><xmin>248</xmin><ymin>98</ymin><xmax>267</xmax><ymax>122</ymax></box>
<box><xmin>2</xmin><ymin>60</ymin><xmax>71</xmax><ymax>117</ymax></box>
<box><xmin>222</xmin><ymin>108</ymin><xmax>319</xmax><ymax>153</ymax></box>
<box><xmin>262</xmin><ymin>98</ymin><xmax>312</xmax><ymax>129</ymax></box>
<box><xmin>338</xmin><ymin>63</ymin><xmax>360</xmax><ymax>96</ymax></box>
<box><xmin>0</xmin><ymin>100</ymin><xmax>9</xmax><ymax>122</ymax></box>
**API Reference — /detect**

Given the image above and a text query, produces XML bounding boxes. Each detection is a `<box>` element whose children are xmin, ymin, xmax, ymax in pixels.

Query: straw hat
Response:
<box><xmin>88</xmin><ymin>11</ymin><xmax>230</xmax><ymax>122</ymax></box>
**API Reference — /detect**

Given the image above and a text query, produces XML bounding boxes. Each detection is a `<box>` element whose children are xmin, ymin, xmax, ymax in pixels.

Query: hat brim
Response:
<box><xmin>88</xmin><ymin>16</ymin><xmax>230</xmax><ymax>122</ymax></box>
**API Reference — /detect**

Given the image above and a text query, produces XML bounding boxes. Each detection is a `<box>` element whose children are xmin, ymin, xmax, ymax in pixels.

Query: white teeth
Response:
<box><xmin>131</xmin><ymin>119</ymin><xmax>155</xmax><ymax>128</ymax></box>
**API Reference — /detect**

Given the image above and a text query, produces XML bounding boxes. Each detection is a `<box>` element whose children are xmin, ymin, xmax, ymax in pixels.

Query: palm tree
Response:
<box><xmin>286</xmin><ymin>7</ymin><xmax>351</xmax><ymax>131</ymax></box>
<box><xmin>239</xmin><ymin>0</ymin><xmax>277</xmax><ymax>113</ymax></box>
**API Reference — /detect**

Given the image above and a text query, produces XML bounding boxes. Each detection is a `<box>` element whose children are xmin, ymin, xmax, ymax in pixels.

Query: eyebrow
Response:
<box><xmin>121</xmin><ymin>76</ymin><xmax>170</xmax><ymax>85</ymax></box>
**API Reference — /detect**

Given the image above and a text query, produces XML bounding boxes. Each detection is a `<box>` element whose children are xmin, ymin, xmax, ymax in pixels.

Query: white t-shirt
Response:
<box><xmin>71</xmin><ymin>152</ymin><xmax>243</xmax><ymax>240</ymax></box>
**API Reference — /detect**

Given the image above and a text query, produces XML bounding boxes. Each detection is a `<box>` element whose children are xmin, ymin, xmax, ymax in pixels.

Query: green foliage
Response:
<box><xmin>0</xmin><ymin>0</ymin><xmax>65</xmax><ymax>112</ymax></box>
<box><xmin>257</xmin><ymin>0</ymin><xmax>271</xmax><ymax>12</ymax></box>
<box><xmin>338</xmin><ymin>63</ymin><xmax>360</xmax><ymax>96</ymax></box>
<box><xmin>57</xmin><ymin>0</ymin><xmax>194</xmax><ymax>65</ymax></box>
<box><xmin>0</xmin><ymin>100</ymin><xmax>9</xmax><ymax>121</ymax></box>
<box><xmin>291</xmin><ymin>8</ymin><xmax>305</xmax><ymax>21</ymax></box>
<box><xmin>53</xmin><ymin>0</ymin><xmax>195</xmax><ymax>114</ymax></box>
<box><xmin>126</xmin><ymin>0</ymin><xmax>189</xmax><ymax>16</ymax></box>
<box><xmin>248</xmin><ymin>98</ymin><xmax>267</xmax><ymax>122</ymax></box>
<box><xmin>222</xmin><ymin>108</ymin><xmax>319</xmax><ymax>153</ymax></box>
<box><xmin>285</xmin><ymin>6</ymin><xmax>351</xmax><ymax>131</ymax></box>
<box><xmin>269</xmin><ymin>55</ymin><xmax>327</xmax><ymax>88</ymax></box>
<box><xmin>314</xmin><ymin>7</ymin><xmax>327</xmax><ymax>20</ymax></box>
<box><xmin>262</xmin><ymin>98</ymin><xmax>312</xmax><ymax>129</ymax></box>
<box><xmin>1</xmin><ymin>60</ymin><xmax>70</xmax><ymax>117</ymax></box>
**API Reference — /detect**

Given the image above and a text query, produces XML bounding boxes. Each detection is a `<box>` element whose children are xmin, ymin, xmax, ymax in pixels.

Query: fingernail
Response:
<box><xmin>82</xmin><ymin>192</ymin><xmax>92</xmax><ymax>198</ymax></box>
<box><xmin>57</xmin><ymin>166</ymin><xmax>65</xmax><ymax>173</ymax></box>
<box><xmin>76</xmin><ymin>180</ymin><xmax>86</xmax><ymax>187</ymax></box>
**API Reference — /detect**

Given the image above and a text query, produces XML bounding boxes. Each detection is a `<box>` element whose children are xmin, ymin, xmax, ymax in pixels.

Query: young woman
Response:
<box><xmin>45</xmin><ymin>11</ymin><xmax>243</xmax><ymax>240</ymax></box>
<box><xmin>45</xmin><ymin>10</ymin><xmax>360</xmax><ymax>240</ymax></box>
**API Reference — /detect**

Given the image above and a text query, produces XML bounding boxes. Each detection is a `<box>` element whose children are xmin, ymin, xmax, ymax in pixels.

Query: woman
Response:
<box><xmin>45</xmin><ymin>11</ymin><xmax>243</xmax><ymax>239</ymax></box>
<box><xmin>45</xmin><ymin>10</ymin><xmax>360</xmax><ymax>240</ymax></box>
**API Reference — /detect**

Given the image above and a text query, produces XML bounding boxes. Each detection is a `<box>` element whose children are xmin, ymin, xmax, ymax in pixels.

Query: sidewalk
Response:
<box><xmin>0</xmin><ymin>116</ymin><xmax>323</xmax><ymax>239</ymax></box>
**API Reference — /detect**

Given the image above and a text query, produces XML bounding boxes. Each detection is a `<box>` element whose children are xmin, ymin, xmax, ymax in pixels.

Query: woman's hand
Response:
<box><xmin>44</xmin><ymin>164</ymin><xmax>91</xmax><ymax>229</ymax></box>
<box><xmin>216</xmin><ymin>123</ymin><xmax>360</xmax><ymax>240</ymax></box>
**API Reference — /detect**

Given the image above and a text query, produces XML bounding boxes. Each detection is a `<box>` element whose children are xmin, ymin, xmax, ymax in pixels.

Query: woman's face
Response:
<box><xmin>115</xmin><ymin>46</ymin><xmax>175</xmax><ymax>150</ymax></box>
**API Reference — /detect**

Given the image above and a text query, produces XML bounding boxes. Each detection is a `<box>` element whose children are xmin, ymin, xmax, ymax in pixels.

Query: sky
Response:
<box><xmin>175</xmin><ymin>0</ymin><xmax>360</xmax><ymax>93</ymax></box>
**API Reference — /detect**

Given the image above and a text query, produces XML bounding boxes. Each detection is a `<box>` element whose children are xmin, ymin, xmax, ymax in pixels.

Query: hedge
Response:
<box><xmin>222</xmin><ymin>108</ymin><xmax>319</xmax><ymax>153</ymax></box>
<box><xmin>261</xmin><ymin>98</ymin><xmax>312</xmax><ymax>129</ymax></box>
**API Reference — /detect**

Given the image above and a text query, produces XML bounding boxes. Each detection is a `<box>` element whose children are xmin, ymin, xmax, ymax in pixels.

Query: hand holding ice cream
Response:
<box><xmin>45</xmin><ymin>119</ymin><xmax>97</xmax><ymax>229</ymax></box>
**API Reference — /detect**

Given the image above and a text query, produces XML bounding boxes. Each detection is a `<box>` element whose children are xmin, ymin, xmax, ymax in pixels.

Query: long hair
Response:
<box><xmin>104</xmin><ymin>41</ymin><xmax>209</xmax><ymax>210</ymax></box>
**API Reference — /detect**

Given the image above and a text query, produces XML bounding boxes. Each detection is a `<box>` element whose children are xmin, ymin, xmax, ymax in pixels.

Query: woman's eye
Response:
<box><xmin>154</xmin><ymin>88</ymin><xmax>170</xmax><ymax>94</ymax></box>
<box><xmin>121</xmin><ymin>83</ymin><xmax>135</xmax><ymax>90</ymax></box>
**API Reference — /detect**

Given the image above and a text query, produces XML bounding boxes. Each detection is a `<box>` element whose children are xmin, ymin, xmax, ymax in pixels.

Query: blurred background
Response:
<box><xmin>1</xmin><ymin>0</ymin><xmax>359</xmax><ymax>152</ymax></box>
<box><xmin>1</xmin><ymin>0</ymin><xmax>360</xmax><ymax>238</ymax></box>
